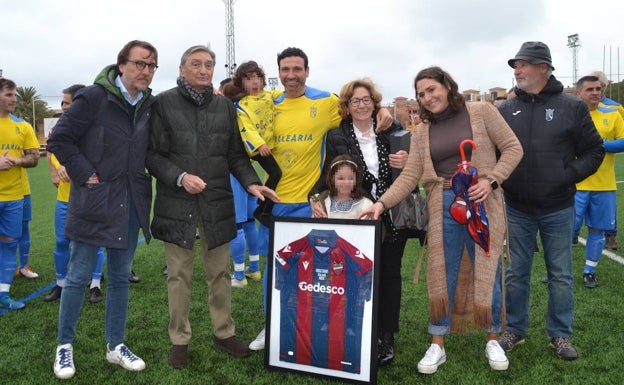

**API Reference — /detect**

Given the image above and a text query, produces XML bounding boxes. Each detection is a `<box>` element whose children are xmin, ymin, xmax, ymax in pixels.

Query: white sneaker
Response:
<box><xmin>485</xmin><ymin>340</ymin><xmax>509</xmax><ymax>370</ymax></box>
<box><xmin>53</xmin><ymin>343</ymin><xmax>75</xmax><ymax>380</ymax></box>
<box><xmin>417</xmin><ymin>343</ymin><xmax>446</xmax><ymax>374</ymax></box>
<box><xmin>106</xmin><ymin>343</ymin><xmax>146</xmax><ymax>371</ymax></box>
<box><xmin>18</xmin><ymin>265</ymin><xmax>39</xmax><ymax>279</ymax></box>
<box><xmin>231</xmin><ymin>277</ymin><xmax>248</xmax><ymax>288</ymax></box>
<box><xmin>249</xmin><ymin>328</ymin><xmax>265</xmax><ymax>351</ymax></box>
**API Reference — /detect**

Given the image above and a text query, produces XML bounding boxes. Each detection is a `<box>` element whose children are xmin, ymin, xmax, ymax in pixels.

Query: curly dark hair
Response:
<box><xmin>414</xmin><ymin>66</ymin><xmax>465</xmax><ymax>123</ymax></box>
<box><xmin>222</xmin><ymin>61</ymin><xmax>266</xmax><ymax>101</ymax></box>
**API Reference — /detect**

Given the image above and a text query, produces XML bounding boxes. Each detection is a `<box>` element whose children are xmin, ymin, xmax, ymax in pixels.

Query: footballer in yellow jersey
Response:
<box><xmin>0</xmin><ymin>78</ymin><xmax>40</xmax><ymax>310</ymax></box>
<box><xmin>272</xmin><ymin>87</ymin><xmax>341</xmax><ymax>203</ymax></box>
<box><xmin>574</xmin><ymin>75</ymin><xmax>624</xmax><ymax>287</ymax></box>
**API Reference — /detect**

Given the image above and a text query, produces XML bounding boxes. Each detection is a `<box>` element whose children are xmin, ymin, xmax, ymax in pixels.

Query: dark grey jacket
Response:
<box><xmin>499</xmin><ymin>76</ymin><xmax>605</xmax><ymax>216</ymax></box>
<box><xmin>146</xmin><ymin>85</ymin><xmax>260</xmax><ymax>250</ymax></box>
<box><xmin>48</xmin><ymin>65</ymin><xmax>154</xmax><ymax>249</ymax></box>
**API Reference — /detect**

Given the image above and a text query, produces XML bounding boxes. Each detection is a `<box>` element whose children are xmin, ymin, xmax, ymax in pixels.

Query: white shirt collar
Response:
<box><xmin>115</xmin><ymin>75</ymin><xmax>143</xmax><ymax>106</ymax></box>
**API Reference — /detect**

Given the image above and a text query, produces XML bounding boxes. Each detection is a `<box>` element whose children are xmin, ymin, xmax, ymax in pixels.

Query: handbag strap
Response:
<box><xmin>412</xmin><ymin>234</ymin><xmax>427</xmax><ymax>284</ymax></box>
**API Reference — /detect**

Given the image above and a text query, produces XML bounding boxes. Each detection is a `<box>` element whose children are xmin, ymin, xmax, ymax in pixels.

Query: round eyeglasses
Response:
<box><xmin>128</xmin><ymin>60</ymin><xmax>158</xmax><ymax>72</ymax></box>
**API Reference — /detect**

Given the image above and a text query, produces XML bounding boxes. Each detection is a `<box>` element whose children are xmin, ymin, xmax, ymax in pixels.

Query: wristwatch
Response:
<box><xmin>486</xmin><ymin>177</ymin><xmax>499</xmax><ymax>190</ymax></box>
<box><xmin>309</xmin><ymin>193</ymin><xmax>321</xmax><ymax>203</ymax></box>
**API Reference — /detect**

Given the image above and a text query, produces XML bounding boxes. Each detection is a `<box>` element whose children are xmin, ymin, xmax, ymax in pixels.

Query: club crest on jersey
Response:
<box><xmin>545</xmin><ymin>108</ymin><xmax>554</xmax><ymax>122</ymax></box>
<box><xmin>310</xmin><ymin>106</ymin><xmax>317</xmax><ymax>118</ymax></box>
<box><xmin>332</xmin><ymin>260</ymin><xmax>344</xmax><ymax>276</ymax></box>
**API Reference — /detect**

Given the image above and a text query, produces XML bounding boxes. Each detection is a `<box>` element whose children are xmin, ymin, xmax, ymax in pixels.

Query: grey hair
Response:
<box><xmin>180</xmin><ymin>45</ymin><xmax>216</xmax><ymax>66</ymax></box>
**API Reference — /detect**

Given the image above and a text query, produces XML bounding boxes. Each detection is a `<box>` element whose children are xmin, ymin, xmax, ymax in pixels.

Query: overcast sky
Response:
<box><xmin>2</xmin><ymin>0</ymin><xmax>623</xmax><ymax>108</ymax></box>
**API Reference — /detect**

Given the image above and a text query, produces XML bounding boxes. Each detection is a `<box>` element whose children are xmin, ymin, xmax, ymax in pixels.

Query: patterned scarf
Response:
<box><xmin>347</xmin><ymin>120</ymin><xmax>397</xmax><ymax>239</ymax></box>
<box><xmin>177</xmin><ymin>76</ymin><xmax>212</xmax><ymax>106</ymax></box>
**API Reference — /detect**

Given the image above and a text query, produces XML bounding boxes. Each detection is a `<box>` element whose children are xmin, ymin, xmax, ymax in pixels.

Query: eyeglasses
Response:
<box><xmin>128</xmin><ymin>60</ymin><xmax>158</xmax><ymax>72</ymax></box>
<box><xmin>349</xmin><ymin>96</ymin><xmax>372</xmax><ymax>107</ymax></box>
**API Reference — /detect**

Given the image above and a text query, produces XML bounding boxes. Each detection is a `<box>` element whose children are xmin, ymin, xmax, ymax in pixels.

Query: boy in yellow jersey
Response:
<box><xmin>0</xmin><ymin>78</ymin><xmax>40</xmax><ymax>310</ymax></box>
<box><xmin>223</xmin><ymin>61</ymin><xmax>281</xmax><ymax>227</ymax></box>
<box><xmin>574</xmin><ymin>75</ymin><xmax>624</xmax><ymax>288</ymax></box>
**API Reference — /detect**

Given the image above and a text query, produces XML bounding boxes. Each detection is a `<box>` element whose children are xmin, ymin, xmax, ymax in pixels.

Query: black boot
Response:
<box><xmin>378</xmin><ymin>331</ymin><xmax>395</xmax><ymax>366</ymax></box>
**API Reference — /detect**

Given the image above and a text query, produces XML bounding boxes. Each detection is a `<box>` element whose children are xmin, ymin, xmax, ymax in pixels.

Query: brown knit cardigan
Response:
<box><xmin>379</xmin><ymin>102</ymin><xmax>523</xmax><ymax>332</ymax></box>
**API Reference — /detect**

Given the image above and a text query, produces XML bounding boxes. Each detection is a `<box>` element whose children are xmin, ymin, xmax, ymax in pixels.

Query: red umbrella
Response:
<box><xmin>449</xmin><ymin>139</ymin><xmax>490</xmax><ymax>257</ymax></box>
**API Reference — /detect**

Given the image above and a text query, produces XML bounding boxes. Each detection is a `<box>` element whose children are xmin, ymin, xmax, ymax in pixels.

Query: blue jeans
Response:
<box><xmin>429</xmin><ymin>189</ymin><xmax>503</xmax><ymax>335</ymax></box>
<box><xmin>505</xmin><ymin>205</ymin><xmax>575</xmax><ymax>338</ymax></box>
<box><xmin>57</xmin><ymin>200</ymin><xmax>140</xmax><ymax>347</ymax></box>
<box><xmin>53</xmin><ymin>201</ymin><xmax>106</xmax><ymax>282</ymax></box>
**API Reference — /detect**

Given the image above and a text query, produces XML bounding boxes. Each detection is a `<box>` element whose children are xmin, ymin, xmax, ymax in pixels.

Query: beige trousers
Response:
<box><xmin>164</xmin><ymin>232</ymin><xmax>235</xmax><ymax>345</ymax></box>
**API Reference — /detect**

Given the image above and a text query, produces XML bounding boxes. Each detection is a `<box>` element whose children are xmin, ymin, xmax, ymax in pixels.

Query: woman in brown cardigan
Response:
<box><xmin>358</xmin><ymin>67</ymin><xmax>523</xmax><ymax>374</ymax></box>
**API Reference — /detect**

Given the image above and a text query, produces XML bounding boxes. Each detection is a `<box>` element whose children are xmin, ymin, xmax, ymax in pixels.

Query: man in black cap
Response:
<box><xmin>496</xmin><ymin>41</ymin><xmax>604</xmax><ymax>360</ymax></box>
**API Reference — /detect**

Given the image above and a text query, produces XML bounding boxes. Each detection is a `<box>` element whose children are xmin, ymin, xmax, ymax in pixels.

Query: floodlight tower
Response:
<box><xmin>223</xmin><ymin>0</ymin><xmax>237</xmax><ymax>77</ymax></box>
<box><xmin>567</xmin><ymin>34</ymin><xmax>581</xmax><ymax>84</ymax></box>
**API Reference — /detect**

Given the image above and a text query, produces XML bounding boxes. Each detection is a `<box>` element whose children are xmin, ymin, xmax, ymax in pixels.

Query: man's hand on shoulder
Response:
<box><xmin>375</xmin><ymin>108</ymin><xmax>393</xmax><ymax>132</ymax></box>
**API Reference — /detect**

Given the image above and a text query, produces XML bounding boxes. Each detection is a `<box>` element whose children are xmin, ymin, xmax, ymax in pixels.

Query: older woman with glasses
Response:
<box><xmin>308</xmin><ymin>78</ymin><xmax>420</xmax><ymax>366</ymax></box>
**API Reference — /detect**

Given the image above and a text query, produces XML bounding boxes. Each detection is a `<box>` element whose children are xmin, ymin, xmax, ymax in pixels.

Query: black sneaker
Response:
<box><xmin>572</xmin><ymin>235</ymin><xmax>579</xmax><ymax>245</ymax></box>
<box><xmin>129</xmin><ymin>270</ymin><xmax>140</xmax><ymax>283</ymax></box>
<box><xmin>583</xmin><ymin>273</ymin><xmax>598</xmax><ymax>288</ymax></box>
<box><xmin>498</xmin><ymin>330</ymin><xmax>525</xmax><ymax>352</ymax></box>
<box><xmin>89</xmin><ymin>287</ymin><xmax>103</xmax><ymax>303</ymax></box>
<box><xmin>378</xmin><ymin>332</ymin><xmax>395</xmax><ymax>366</ymax></box>
<box><xmin>550</xmin><ymin>337</ymin><xmax>578</xmax><ymax>360</ymax></box>
<box><xmin>44</xmin><ymin>285</ymin><xmax>62</xmax><ymax>302</ymax></box>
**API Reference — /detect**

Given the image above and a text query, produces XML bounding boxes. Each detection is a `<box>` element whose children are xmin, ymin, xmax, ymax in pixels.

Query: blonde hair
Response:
<box><xmin>590</xmin><ymin>70</ymin><xmax>610</xmax><ymax>87</ymax></box>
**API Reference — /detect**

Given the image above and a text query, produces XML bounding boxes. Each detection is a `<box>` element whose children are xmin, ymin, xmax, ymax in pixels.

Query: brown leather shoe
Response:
<box><xmin>169</xmin><ymin>345</ymin><xmax>189</xmax><ymax>369</ymax></box>
<box><xmin>213</xmin><ymin>335</ymin><xmax>251</xmax><ymax>357</ymax></box>
<box><xmin>44</xmin><ymin>285</ymin><xmax>62</xmax><ymax>302</ymax></box>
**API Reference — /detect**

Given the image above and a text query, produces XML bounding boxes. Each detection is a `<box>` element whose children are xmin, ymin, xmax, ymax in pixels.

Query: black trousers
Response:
<box><xmin>377</xmin><ymin>229</ymin><xmax>411</xmax><ymax>333</ymax></box>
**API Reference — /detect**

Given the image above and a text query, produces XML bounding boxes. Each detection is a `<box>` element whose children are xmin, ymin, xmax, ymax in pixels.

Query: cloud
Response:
<box><xmin>1</xmin><ymin>0</ymin><xmax>622</xmax><ymax>108</ymax></box>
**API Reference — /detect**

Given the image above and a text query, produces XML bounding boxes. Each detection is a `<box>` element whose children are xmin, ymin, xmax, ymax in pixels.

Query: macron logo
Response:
<box><xmin>512</xmin><ymin>110</ymin><xmax>521</xmax><ymax>116</ymax></box>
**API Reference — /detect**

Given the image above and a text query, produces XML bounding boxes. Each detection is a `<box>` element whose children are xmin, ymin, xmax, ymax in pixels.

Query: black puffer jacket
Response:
<box><xmin>498</xmin><ymin>76</ymin><xmax>604</xmax><ymax>216</ymax></box>
<box><xmin>146</xmin><ymin>85</ymin><xmax>260</xmax><ymax>250</ymax></box>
